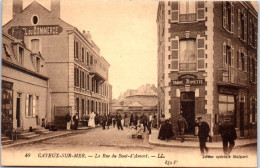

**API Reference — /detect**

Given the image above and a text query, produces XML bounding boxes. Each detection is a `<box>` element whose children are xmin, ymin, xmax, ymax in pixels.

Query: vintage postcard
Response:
<box><xmin>1</xmin><ymin>0</ymin><xmax>257</xmax><ymax>167</ymax></box>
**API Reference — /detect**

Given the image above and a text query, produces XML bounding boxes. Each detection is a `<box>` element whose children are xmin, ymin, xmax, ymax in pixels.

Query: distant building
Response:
<box><xmin>112</xmin><ymin>84</ymin><xmax>158</xmax><ymax>115</ymax></box>
<box><xmin>3</xmin><ymin>0</ymin><xmax>112</xmax><ymax>129</ymax></box>
<box><xmin>157</xmin><ymin>1</ymin><xmax>257</xmax><ymax>139</ymax></box>
<box><xmin>2</xmin><ymin>32</ymin><xmax>50</xmax><ymax>133</ymax></box>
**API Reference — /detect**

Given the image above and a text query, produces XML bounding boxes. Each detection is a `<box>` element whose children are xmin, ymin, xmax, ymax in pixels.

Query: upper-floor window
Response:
<box><xmin>90</xmin><ymin>55</ymin><xmax>93</xmax><ymax>65</ymax></box>
<box><xmin>36</xmin><ymin>57</ymin><xmax>40</xmax><ymax>73</ymax></box>
<box><xmin>223</xmin><ymin>1</ymin><xmax>234</xmax><ymax>33</ymax></box>
<box><xmin>223</xmin><ymin>41</ymin><xmax>234</xmax><ymax>70</ymax></box>
<box><xmin>31</xmin><ymin>39</ymin><xmax>40</xmax><ymax>53</ymax></box>
<box><xmin>179</xmin><ymin>39</ymin><xmax>196</xmax><ymax>71</ymax></box>
<box><xmin>82</xmin><ymin>48</ymin><xmax>85</xmax><ymax>63</ymax></box>
<box><xmin>238</xmin><ymin>9</ymin><xmax>247</xmax><ymax>41</ymax></box>
<box><xmin>18</xmin><ymin>47</ymin><xmax>24</xmax><ymax>66</ymax></box>
<box><xmin>170</xmin><ymin>36</ymin><xmax>205</xmax><ymax>71</ymax></box>
<box><xmin>250</xmin><ymin>54</ymin><xmax>257</xmax><ymax>83</ymax></box>
<box><xmin>87</xmin><ymin>52</ymin><xmax>89</xmax><ymax>66</ymax></box>
<box><xmin>249</xmin><ymin>18</ymin><xmax>257</xmax><ymax>48</ymax></box>
<box><xmin>237</xmin><ymin>49</ymin><xmax>247</xmax><ymax>72</ymax></box>
<box><xmin>171</xmin><ymin>1</ymin><xmax>205</xmax><ymax>23</ymax></box>
<box><xmin>74</xmin><ymin>41</ymin><xmax>79</xmax><ymax>59</ymax></box>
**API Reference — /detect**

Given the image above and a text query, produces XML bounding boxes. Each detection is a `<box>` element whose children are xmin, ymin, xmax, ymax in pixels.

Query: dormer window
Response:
<box><xmin>18</xmin><ymin>47</ymin><xmax>24</xmax><ymax>66</ymax></box>
<box><xmin>3</xmin><ymin>44</ymin><xmax>11</xmax><ymax>57</ymax></box>
<box><xmin>36</xmin><ymin>57</ymin><xmax>40</xmax><ymax>73</ymax></box>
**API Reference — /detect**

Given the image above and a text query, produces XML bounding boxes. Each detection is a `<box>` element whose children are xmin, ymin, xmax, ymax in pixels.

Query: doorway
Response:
<box><xmin>181</xmin><ymin>92</ymin><xmax>195</xmax><ymax>134</ymax></box>
<box><xmin>240</xmin><ymin>102</ymin><xmax>244</xmax><ymax>137</ymax></box>
<box><xmin>16</xmin><ymin>97</ymin><xmax>21</xmax><ymax>127</ymax></box>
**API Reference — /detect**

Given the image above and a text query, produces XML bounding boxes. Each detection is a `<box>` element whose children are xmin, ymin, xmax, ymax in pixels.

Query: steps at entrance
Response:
<box><xmin>34</xmin><ymin>128</ymin><xmax>52</xmax><ymax>135</ymax></box>
<box><xmin>17</xmin><ymin>132</ymin><xmax>40</xmax><ymax>139</ymax></box>
<box><xmin>1</xmin><ymin>134</ymin><xmax>14</xmax><ymax>145</ymax></box>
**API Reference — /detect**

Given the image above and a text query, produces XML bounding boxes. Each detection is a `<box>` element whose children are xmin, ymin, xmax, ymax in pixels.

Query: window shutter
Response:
<box><xmin>254</xmin><ymin>24</ymin><xmax>257</xmax><ymax>47</ymax></box>
<box><xmin>171</xmin><ymin>37</ymin><xmax>179</xmax><ymax>71</ymax></box>
<box><xmin>231</xmin><ymin>45</ymin><xmax>234</xmax><ymax>68</ymax></box>
<box><xmin>238</xmin><ymin>9</ymin><xmax>241</xmax><ymax>38</ymax></box>
<box><xmin>25</xmin><ymin>94</ymin><xmax>29</xmax><ymax>117</ymax></box>
<box><xmin>223</xmin><ymin>42</ymin><xmax>227</xmax><ymax>70</ymax></box>
<box><xmin>197</xmin><ymin>1</ymin><xmax>205</xmax><ymax>21</ymax></box>
<box><xmin>197</xmin><ymin>37</ymin><xmax>205</xmax><ymax>70</ymax></box>
<box><xmin>223</xmin><ymin>2</ymin><xmax>226</xmax><ymax>29</ymax></box>
<box><xmin>244</xmin><ymin>13</ymin><xmax>247</xmax><ymax>42</ymax></box>
<box><xmin>171</xmin><ymin>1</ymin><xmax>179</xmax><ymax>22</ymax></box>
<box><xmin>32</xmin><ymin>95</ymin><xmax>36</xmax><ymax>117</ymax></box>
<box><xmin>231</xmin><ymin>2</ymin><xmax>234</xmax><ymax>33</ymax></box>
<box><xmin>249</xmin><ymin>19</ymin><xmax>252</xmax><ymax>45</ymax></box>
<box><xmin>244</xmin><ymin>53</ymin><xmax>248</xmax><ymax>72</ymax></box>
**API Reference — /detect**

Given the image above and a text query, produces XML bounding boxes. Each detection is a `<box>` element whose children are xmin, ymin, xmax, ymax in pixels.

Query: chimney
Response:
<box><xmin>51</xmin><ymin>0</ymin><xmax>60</xmax><ymax>18</ymax></box>
<box><xmin>86</xmin><ymin>31</ymin><xmax>92</xmax><ymax>40</ymax></box>
<box><xmin>13</xmin><ymin>0</ymin><xmax>23</xmax><ymax>18</ymax></box>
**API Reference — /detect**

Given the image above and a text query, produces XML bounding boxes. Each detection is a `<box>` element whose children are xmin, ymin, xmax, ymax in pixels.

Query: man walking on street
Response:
<box><xmin>196</xmin><ymin>117</ymin><xmax>210</xmax><ymax>155</ymax></box>
<box><xmin>218</xmin><ymin>117</ymin><xmax>237</xmax><ymax>155</ymax></box>
<box><xmin>102</xmin><ymin>114</ymin><xmax>108</xmax><ymax>130</ymax></box>
<box><xmin>148</xmin><ymin>114</ymin><xmax>153</xmax><ymax>134</ymax></box>
<box><xmin>177</xmin><ymin>114</ymin><xmax>188</xmax><ymax>142</ymax></box>
<box><xmin>65</xmin><ymin>112</ymin><xmax>71</xmax><ymax>130</ymax></box>
<box><xmin>116</xmin><ymin>112</ymin><xmax>123</xmax><ymax>130</ymax></box>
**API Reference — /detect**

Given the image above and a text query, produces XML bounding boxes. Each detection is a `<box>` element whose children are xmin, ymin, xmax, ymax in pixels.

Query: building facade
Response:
<box><xmin>112</xmin><ymin>84</ymin><xmax>158</xmax><ymax>116</ymax></box>
<box><xmin>3</xmin><ymin>0</ymin><xmax>112</xmax><ymax>128</ymax></box>
<box><xmin>157</xmin><ymin>1</ymin><xmax>257</xmax><ymax>139</ymax></box>
<box><xmin>2</xmin><ymin>32</ymin><xmax>50</xmax><ymax>133</ymax></box>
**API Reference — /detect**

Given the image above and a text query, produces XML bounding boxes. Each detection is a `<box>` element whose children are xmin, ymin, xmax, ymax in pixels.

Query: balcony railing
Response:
<box><xmin>89</xmin><ymin>64</ymin><xmax>107</xmax><ymax>80</ymax></box>
<box><xmin>179</xmin><ymin>63</ymin><xmax>196</xmax><ymax>71</ymax></box>
<box><xmin>219</xmin><ymin>67</ymin><xmax>248</xmax><ymax>86</ymax></box>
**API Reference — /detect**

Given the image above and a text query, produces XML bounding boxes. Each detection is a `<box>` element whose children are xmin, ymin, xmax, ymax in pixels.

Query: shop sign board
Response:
<box><xmin>219</xmin><ymin>86</ymin><xmax>238</xmax><ymax>95</ymax></box>
<box><xmin>172</xmin><ymin>74</ymin><xmax>204</xmax><ymax>86</ymax></box>
<box><xmin>8</xmin><ymin>25</ymin><xmax>63</xmax><ymax>37</ymax></box>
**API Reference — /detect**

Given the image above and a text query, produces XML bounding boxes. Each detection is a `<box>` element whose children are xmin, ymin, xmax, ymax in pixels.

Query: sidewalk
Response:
<box><xmin>149</xmin><ymin>129</ymin><xmax>257</xmax><ymax>149</ymax></box>
<box><xmin>1</xmin><ymin>126</ymin><xmax>98</xmax><ymax>149</ymax></box>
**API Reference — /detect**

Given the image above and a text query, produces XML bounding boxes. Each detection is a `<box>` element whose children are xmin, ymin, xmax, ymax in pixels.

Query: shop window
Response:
<box><xmin>179</xmin><ymin>39</ymin><xmax>196</xmax><ymax>71</ymax></box>
<box><xmin>171</xmin><ymin>1</ymin><xmax>205</xmax><ymax>23</ymax></box>
<box><xmin>31</xmin><ymin>39</ymin><xmax>40</xmax><ymax>53</ymax></box>
<box><xmin>218</xmin><ymin>94</ymin><xmax>235</xmax><ymax>124</ymax></box>
<box><xmin>223</xmin><ymin>1</ymin><xmax>234</xmax><ymax>33</ymax></box>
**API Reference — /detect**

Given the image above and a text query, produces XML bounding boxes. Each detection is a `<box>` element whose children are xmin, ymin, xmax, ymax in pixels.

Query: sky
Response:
<box><xmin>2</xmin><ymin>0</ymin><xmax>158</xmax><ymax>99</ymax></box>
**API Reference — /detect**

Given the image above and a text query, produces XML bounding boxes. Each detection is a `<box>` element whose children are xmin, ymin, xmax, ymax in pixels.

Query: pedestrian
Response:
<box><xmin>88</xmin><ymin>112</ymin><xmax>96</xmax><ymax>128</ymax></box>
<box><xmin>133</xmin><ymin>113</ymin><xmax>139</xmax><ymax>129</ymax></box>
<box><xmin>112</xmin><ymin>114</ymin><xmax>116</xmax><ymax>128</ymax></box>
<box><xmin>65</xmin><ymin>112</ymin><xmax>71</xmax><ymax>130</ymax></box>
<box><xmin>158</xmin><ymin>119</ymin><xmax>174</xmax><ymax>141</ymax></box>
<box><xmin>218</xmin><ymin>117</ymin><xmax>237</xmax><ymax>155</ymax></box>
<box><xmin>116</xmin><ymin>112</ymin><xmax>123</xmax><ymax>130</ymax></box>
<box><xmin>152</xmin><ymin>113</ymin><xmax>157</xmax><ymax>128</ymax></box>
<box><xmin>95</xmin><ymin>113</ymin><xmax>99</xmax><ymax>126</ymax></box>
<box><xmin>73</xmin><ymin>112</ymin><xmax>79</xmax><ymax>130</ymax></box>
<box><xmin>177</xmin><ymin>114</ymin><xmax>188</xmax><ymax>142</ymax></box>
<box><xmin>130</xmin><ymin>112</ymin><xmax>134</xmax><ymax>126</ymax></box>
<box><xmin>102</xmin><ymin>114</ymin><xmax>108</xmax><ymax>130</ymax></box>
<box><xmin>140</xmin><ymin>113</ymin><xmax>148</xmax><ymax>133</ymax></box>
<box><xmin>196</xmin><ymin>117</ymin><xmax>210</xmax><ymax>155</ymax></box>
<box><xmin>124</xmin><ymin>113</ymin><xmax>128</xmax><ymax>127</ymax></box>
<box><xmin>148</xmin><ymin>114</ymin><xmax>153</xmax><ymax>134</ymax></box>
<box><xmin>107</xmin><ymin>113</ymin><xmax>112</xmax><ymax>129</ymax></box>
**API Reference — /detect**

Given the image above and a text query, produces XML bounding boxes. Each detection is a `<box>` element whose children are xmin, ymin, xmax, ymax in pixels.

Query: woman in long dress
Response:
<box><xmin>88</xmin><ymin>112</ymin><xmax>96</xmax><ymax>127</ymax></box>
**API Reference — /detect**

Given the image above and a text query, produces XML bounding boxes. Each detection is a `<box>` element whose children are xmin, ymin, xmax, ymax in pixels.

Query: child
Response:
<box><xmin>131</xmin><ymin>124</ymin><xmax>144</xmax><ymax>139</ymax></box>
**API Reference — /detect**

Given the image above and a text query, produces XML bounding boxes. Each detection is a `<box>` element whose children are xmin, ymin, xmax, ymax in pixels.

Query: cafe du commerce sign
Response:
<box><xmin>8</xmin><ymin>25</ymin><xmax>63</xmax><ymax>37</ymax></box>
<box><xmin>171</xmin><ymin>74</ymin><xmax>204</xmax><ymax>86</ymax></box>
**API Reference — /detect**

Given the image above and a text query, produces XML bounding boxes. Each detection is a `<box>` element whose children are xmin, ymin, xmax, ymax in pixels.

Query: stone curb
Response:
<box><xmin>1</xmin><ymin>126</ymin><xmax>98</xmax><ymax>149</ymax></box>
<box><xmin>148</xmin><ymin>136</ymin><xmax>257</xmax><ymax>149</ymax></box>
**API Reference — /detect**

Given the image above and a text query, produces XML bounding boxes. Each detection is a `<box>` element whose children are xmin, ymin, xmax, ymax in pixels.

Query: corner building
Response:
<box><xmin>157</xmin><ymin>1</ymin><xmax>257</xmax><ymax>139</ymax></box>
<box><xmin>3</xmin><ymin>0</ymin><xmax>112</xmax><ymax>128</ymax></box>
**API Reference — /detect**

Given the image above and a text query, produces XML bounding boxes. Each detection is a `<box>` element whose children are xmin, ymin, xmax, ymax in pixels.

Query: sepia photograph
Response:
<box><xmin>1</xmin><ymin>0</ymin><xmax>258</xmax><ymax>167</ymax></box>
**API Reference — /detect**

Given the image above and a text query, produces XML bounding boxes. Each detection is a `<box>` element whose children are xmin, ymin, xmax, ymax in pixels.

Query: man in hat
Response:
<box><xmin>196</xmin><ymin>117</ymin><xmax>210</xmax><ymax>155</ymax></box>
<box><xmin>177</xmin><ymin>114</ymin><xmax>188</xmax><ymax>142</ymax></box>
<box><xmin>218</xmin><ymin>116</ymin><xmax>237</xmax><ymax>155</ymax></box>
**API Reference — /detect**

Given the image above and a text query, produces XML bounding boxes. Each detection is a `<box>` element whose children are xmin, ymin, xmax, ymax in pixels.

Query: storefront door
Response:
<box><xmin>181</xmin><ymin>92</ymin><xmax>195</xmax><ymax>134</ymax></box>
<box><xmin>16</xmin><ymin>97</ymin><xmax>21</xmax><ymax>127</ymax></box>
<box><xmin>240</xmin><ymin>102</ymin><xmax>244</xmax><ymax>137</ymax></box>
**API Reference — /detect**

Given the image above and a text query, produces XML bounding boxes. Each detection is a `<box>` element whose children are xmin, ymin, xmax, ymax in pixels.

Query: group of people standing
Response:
<box><xmin>157</xmin><ymin>113</ymin><xmax>237</xmax><ymax>156</ymax></box>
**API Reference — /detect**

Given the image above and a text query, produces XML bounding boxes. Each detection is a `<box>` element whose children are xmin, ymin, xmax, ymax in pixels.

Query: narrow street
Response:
<box><xmin>2</xmin><ymin>127</ymin><xmax>257</xmax><ymax>167</ymax></box>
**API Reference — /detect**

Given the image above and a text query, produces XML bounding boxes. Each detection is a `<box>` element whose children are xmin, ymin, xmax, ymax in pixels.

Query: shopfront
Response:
<box><xmin>2</xmin><ymin>80</ymin><xmax>13</xmax><ymax>135</ymax></box>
